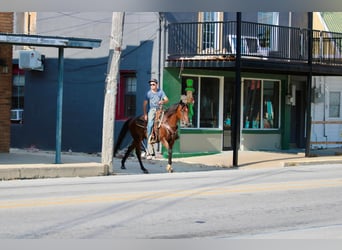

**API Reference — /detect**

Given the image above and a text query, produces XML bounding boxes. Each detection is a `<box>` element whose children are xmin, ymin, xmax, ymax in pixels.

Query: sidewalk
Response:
<box><xmin>1</xmin><ymin>147</ymin><xmax>342</xmax><ymax>181</ymax></box>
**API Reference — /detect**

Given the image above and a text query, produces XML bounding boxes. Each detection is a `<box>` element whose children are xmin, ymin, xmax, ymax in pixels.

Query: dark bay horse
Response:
<box><xmin>114</xmin><ymin>100</ymin><xmax>189</xmax><ymax>173</ymax></box>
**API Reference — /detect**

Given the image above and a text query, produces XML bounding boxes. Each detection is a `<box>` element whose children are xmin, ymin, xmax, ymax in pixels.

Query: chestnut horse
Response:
<box><xmin>114</xmin><ymin>100</ymin><xmax>189</xmax><ymax>173</ymax></box>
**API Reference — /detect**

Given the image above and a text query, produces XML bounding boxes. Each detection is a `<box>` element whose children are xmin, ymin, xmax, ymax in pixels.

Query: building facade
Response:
<box><xmin>6</xmin><ymin>12</ymin><xmax>342</xmax><ymax>156</ymax></box>
<box><xmin>163</xmin><ymin>12</ymin><xmax>342</xmax><ymax>156</ymax></box>
<box><xmin>310</xmin><ymin>12</ymin><xmax>342</xmax><ymax>149</ymax></box>
<box><xmin>10</xmin><ymin>12</ymin><xmax>163</xmax><ymax>153</ymax></box>
<box><xmin>0</xmin><ymin>12</ymin><xmax>13</xmax><ymax>152</ymax></box>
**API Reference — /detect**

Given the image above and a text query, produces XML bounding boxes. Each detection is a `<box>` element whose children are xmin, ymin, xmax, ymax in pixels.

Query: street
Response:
<box><xmin>1</xmin><ymin>164</ymin><xmax>342</xmax><ymax>239</ymax></box>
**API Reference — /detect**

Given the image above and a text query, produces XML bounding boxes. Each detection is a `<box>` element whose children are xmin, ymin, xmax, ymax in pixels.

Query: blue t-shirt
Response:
<box><xmin>145</xmin><ymin>89</ymin><xmax>166</xmax><ymax>109</ymax></box>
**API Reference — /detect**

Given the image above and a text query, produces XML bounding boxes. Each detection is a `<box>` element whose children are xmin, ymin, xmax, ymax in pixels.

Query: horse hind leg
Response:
<box><xmin>134</xmin><ymin>140</ymin><xmax>149</xmax><ymax>174</ymax></box>
<box><xmin>121</xmin><ymin>143</ymin><xmax>135</xmax><ymax>170</ymax></box>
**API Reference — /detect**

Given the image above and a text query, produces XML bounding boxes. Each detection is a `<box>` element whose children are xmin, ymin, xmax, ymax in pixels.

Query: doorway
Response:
<box><xmin>290</xmin><ymin>84</ymin><xmax>306</xmax><ymax>148</ymax></box>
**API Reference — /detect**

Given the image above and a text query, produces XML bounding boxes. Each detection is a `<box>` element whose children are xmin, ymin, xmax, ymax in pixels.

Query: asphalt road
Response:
<box><xmin>1</xmin><ymin>164</ymin><xmax>342</xmax><ymax>239</ymax></box>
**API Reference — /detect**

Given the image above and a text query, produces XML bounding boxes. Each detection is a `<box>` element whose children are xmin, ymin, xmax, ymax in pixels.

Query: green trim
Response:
<box><xmin>163</xmin><ymin>67</ymin><xmax>291</xmax><ymax>153</ymax></box>
<box><xmin>180</xmin><ymin>128</ymin><xmax>222</xmax><ymax>134</ymax></box>
<box><xmin>242</xmin><ymin>129</ymin><xmax>281</xmax><ymax>134</ymax></box>
<box><xmin>162</xmin><ymin>151</ymin><xmax>220</xmax><ymax>159</ymax></box>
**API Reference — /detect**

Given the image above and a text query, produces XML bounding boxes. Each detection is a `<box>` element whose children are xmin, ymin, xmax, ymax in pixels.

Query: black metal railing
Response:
<box><xmin>168</xmin><ymin>21</ymin><xmax>342</xmax><ymax>65</ymax></box>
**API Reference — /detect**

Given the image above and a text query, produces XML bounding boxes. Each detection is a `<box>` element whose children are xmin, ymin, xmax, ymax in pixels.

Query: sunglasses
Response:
<box><xmin>150</xmin><ymin>83</ymin><xmax>157</xmax><ymax>86</ymax></box>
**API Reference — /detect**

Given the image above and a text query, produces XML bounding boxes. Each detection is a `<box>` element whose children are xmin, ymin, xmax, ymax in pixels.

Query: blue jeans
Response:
<box><xmin>146</xmin><ymin>108</ymin><xmax>157</xmax><ymax>155</ymax></box>
<box><xmin>147</xmin><ymin>108</ymin><xmax>157</xmax><ymax>140</ymax></box>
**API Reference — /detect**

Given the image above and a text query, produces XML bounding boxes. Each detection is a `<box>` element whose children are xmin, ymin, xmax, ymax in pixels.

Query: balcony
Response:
<box><xmin>167</xmin><ymin>21</ymin><xmax>342</xmax><ymax>73</ymax></box>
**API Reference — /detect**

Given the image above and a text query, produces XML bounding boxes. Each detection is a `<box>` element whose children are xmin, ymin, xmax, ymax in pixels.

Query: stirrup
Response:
<box><xmin>148</xmin><ymin>135</ymin><xmax>157</xmax><ymax>144</ymax></box>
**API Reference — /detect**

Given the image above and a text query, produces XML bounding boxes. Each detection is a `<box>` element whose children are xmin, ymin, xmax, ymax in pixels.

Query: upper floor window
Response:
<box><xmin>198</xmin><ymin>12</ymin><xmax>223</xmax><ymax>54</ymax></box>
<box><xmin>14</xmin><ymin>12</ymin><xmax>37</xmax><ymax>51</ymax></box>
<box><xmin>116</xmin><ymin>71</ymin><xmax>137</xmax><ymax>120</ymax></box>
<box><xmin>257</xmin><ymin>12</ymin><xmax>279</xmax><ymax>50</ymax></box>
<box><xmin>258</xmin><ymin>12</ymin><xmax>279</xmax><ymax>25</ymax></box>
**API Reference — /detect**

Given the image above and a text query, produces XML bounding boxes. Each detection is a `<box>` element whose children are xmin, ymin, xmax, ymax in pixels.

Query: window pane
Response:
<box><xmin>329</xmin><ymin>91</ymin><xmax>340</xmax><ymax>118</ymax></box>
<box><xmin>12</xmin><ymin>73</ymin><xmax>25</xmax><ymax>111</ymax></box>
<box><xmin>243</xmin><ymin>80</ymin><xmax>261</xmax><ymax>128</ymax></box>
<box><xmin>257</xmin><ymin>12</ymin><xmax>279</xmax><ymax>50</ymax></box>
<box><xmin>201</xmin><ymin>12</ymin><xmax>222</xmax><ymax>52</ymax></box>
<box><xmin>13</xmin><ymin>75</ymin><xmax>25</xmax><ymax>86</ymax></box>
<box><xmin>125</xmin><ymin>77</ymin><xmax>136</xmax><ymax>93</ymax></box>
<box><xmin>243</xmin><ymin>79</ymin><xmax>280</xmax><ymax>129</ymax></box>
<box><xmin>116</xmin><ymin>73</ymin><xmax>137</xmax><ymax>119</ymax></box>
<box><xmin>263</xmin><ymin>80</ymin><xmax>279</xmax><ymax>128</ymax></box>
<box><xmin>182</xmin><ymin>77</ymin><xmax>198</xmax><ymax>127</ymax></box>
<box><xmin>200</xmin><ymin>77</ymin><xmax>220</xmax><ymax>128</ymax></box>
<box><xmin>124</xmin><ymin>76</ymin><xmax>136</xmax><ymax>117</ymax></box>
<box><xmin>125</xmin><ymin>95</ymin><xmax>136</xmax><ymax>116</ymax></box>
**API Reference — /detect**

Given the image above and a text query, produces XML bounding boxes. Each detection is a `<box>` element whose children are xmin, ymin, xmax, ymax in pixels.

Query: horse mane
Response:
<box><xmin>164</xmin><ymin>103</ymin><xmax>181</xmax><ymax>118</ymax></box>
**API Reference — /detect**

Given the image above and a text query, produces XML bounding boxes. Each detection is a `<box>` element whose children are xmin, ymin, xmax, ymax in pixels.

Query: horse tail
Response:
<box><xmin>113</xmin><ymin>117</ymin><xmax>132</xmax><ymax>156</ymax></box>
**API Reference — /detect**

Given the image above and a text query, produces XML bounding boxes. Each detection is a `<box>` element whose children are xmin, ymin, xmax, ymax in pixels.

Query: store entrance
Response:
<box><xmin>290</xmin><ymin>83</ymin><xmax>306</xmax><ymax>148</ymax></box>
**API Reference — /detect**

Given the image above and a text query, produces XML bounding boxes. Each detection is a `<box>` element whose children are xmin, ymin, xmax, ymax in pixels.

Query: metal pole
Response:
<box><xmin>305</xmin><ymin>12</ymin><xmax>313</xmax><ymax>157</ymax></box>
<box><xmin>55</xmin><ymin>47</ymin><xmax>64</xmax><ymax>164</ymax></box>
<box><xmin>232</xmin><ymin>12</ymin><xmax>242</xmax><ymax>167</ymax></box>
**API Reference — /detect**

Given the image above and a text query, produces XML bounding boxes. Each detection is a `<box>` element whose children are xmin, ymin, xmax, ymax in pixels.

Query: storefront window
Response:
<box><xmin>200</xmin><ymin>77</ymin><xmax>220</xmax><ymax>128</ymax></box>
<box><xmin>182</xmin><ymin>76</ymin><xmax>220</xmax><ymax>128</ymax></box>
<box><xmin>243</xmin><ymin>79</ymin><xmax>280</xmax><ymax>129</ymax></box>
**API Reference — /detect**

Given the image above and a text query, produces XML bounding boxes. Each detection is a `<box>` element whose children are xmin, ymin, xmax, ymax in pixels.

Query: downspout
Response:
<box><xmin>322</xmin><ymin>78</ymin><xmax>328</xmax><ymax>147</ymax></box>
<box><xmin>55</xmin><ymin>47</ymin><xmax>64</xmax><ymax>164</ymax></box>
<box><xmin>158</xmin><ymin>12</ymin><xmax>163</xmax><ymax>85</ymax></box>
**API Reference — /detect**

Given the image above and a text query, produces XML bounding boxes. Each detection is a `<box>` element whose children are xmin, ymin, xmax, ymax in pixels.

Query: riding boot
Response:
<box><xmin>149</xmin><ymin>130</ymin><xmax>157</xmax><ymax>144</ymax></box>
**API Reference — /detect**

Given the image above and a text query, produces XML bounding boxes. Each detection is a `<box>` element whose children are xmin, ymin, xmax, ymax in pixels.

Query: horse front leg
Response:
<box><xmin>167</xmin><ymin>147</ymin><xmax>173</xmax><ymax>173</ymax></box>
<box><xmin>161</xmin><ymin>138</ymin><xmax>173</xmax><ymax>173</ymax></box>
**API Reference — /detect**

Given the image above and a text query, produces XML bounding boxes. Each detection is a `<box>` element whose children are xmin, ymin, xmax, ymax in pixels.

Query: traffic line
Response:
<box><xmin>1</xmin><ymin>178</ymin><xmax>341</xmax><ymax>209</ymax></box>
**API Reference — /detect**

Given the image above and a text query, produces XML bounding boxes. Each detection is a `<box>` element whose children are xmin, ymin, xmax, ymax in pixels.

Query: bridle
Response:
<box><xmin>159</xmin><ymin>102</ymin><xmax>189</xmax><ymax>139</ymax></box>
<box><xmin>179</xmin><ymin>102</ymin><xmax>189</xmax><ymax>127</ymax></box>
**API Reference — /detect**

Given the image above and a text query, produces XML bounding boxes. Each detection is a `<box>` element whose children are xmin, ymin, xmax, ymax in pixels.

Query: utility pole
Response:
<box><xmin>101</xmin><ymin>12</ymin><xmax>125</xmax><ymax>174</ymax></box>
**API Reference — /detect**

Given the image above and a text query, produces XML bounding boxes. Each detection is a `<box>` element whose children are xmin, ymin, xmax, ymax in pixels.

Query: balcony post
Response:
<box><xmin>305</xmin><ymin>12</ymin><xmax>313</xmax><ymax>157</ymax></box>
<box><xmin>232</xmin><ymin>12</ymin><xmax>242</xmax><ymax>167</ymax></box>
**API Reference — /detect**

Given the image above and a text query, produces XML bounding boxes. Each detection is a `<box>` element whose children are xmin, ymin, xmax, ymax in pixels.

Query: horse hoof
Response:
<box><xmin>121</xmin><ymin>166</ymin><xmax>126</xmax><ymax>170</ymax></box>
<box><xmin>143</xmin><ymin>169</ymin><xmax>149</xmax><ymax>174</ymax></box>
<box><xmin>166</xmin><ymin>164</ymin><xmax>173</xmax><ymax>173</ymax></box>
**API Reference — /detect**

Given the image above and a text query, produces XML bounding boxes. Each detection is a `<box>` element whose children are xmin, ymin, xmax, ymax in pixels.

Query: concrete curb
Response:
<box><xmin>284</xmin><ymin>159</ymin><xmax>342</xmax><ymax>167</ymax></box>
<box><xmin>0</xmin><ymin>163</ymin><xmax>108</xmax><ymax>181</ymax></box>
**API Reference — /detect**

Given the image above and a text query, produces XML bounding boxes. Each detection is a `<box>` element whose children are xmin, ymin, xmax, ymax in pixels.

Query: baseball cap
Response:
<box><xmin>149</xmin><ymin>78</ymin><xmax>158</xmax><ymax>84</ymax></box>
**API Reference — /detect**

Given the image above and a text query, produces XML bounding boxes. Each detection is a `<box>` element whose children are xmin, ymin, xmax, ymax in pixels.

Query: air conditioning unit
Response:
<box><xmin>11</xmin><ymin>109</ymin><xmax>24</xmax><ymax>121</ymax></box>
<box><xmin>19</xmin><ymin>50</ymin><xmax>44</xmax><ymax>71</ymax></box>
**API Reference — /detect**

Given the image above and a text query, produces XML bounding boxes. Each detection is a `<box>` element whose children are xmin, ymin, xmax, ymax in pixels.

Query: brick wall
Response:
<box><xmin>0</xmin><ymin>13</ymin><xmax>13</xmax><ymax>152</ymax></box>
